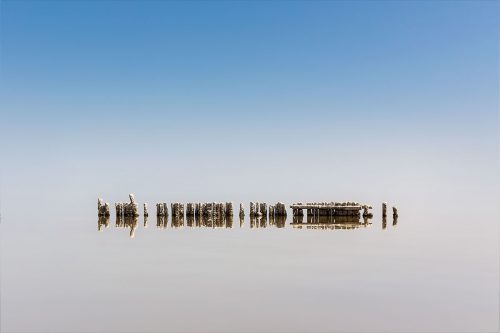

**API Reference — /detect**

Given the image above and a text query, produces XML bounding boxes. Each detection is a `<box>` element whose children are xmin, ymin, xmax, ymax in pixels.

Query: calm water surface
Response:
<box><xmin>1</xmin><ymin>199</ymin><xmax>498</xmax><ymax>332</ymax></box>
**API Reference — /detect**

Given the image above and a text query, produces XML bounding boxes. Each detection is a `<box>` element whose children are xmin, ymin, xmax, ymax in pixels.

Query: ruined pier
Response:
<box><xmin>289</xmin><ymin>202</ymin><xmax>373</xmax><ymax>218</ymax></box>
<box><xmin>98</xmin><ymin>194</ymin><xmax>397</xmax><ymax>234</ymax></box>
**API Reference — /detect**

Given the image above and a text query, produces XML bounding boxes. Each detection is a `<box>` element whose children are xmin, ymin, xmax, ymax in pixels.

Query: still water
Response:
<box><xmin>1</xmin><ymin>200</ymin><xmax>498</xmax><ymax>332</ymax></box>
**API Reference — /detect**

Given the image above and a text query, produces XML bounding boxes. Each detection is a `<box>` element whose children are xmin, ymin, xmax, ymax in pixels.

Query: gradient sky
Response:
<box><xmin>0</xmin><ymin>0</ymin><xmax>498</xmax><ymax>212</ymax></box>
<box><xmin>1</xmin><ymin>3</ymin><xmax>499</xmax><ymax>332</ymax></box>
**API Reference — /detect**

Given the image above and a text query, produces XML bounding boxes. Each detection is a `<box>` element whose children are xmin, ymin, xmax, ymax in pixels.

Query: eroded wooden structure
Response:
<box><xmin>290</xmin><ymin>202</ymin><xmax>373</xmax><ymax>218</ymax></box>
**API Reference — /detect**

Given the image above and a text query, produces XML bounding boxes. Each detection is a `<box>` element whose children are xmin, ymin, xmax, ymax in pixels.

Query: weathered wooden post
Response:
<box><xmin>276</xmin><ymin>202</ymin><xmax>287</xmax><ymax>216</ymax></box>
<box><xmin>382</xmin><ymin>202</ymin><xmax>387</xmax><ymax>218</ymax></box>
<box><xmin>195</xmin><ymin>203</ymin><xmax>201</xmax><ymax>217</ymax></box>
<box><xmin>239</xmin><ymin>203</ymin><xmax>245</xmax><ymax>218</ymax></box>
<box><xmin>186</xmin><ymin>203</ymin><xmax>195</xmax><ymax>216</ymax></box>
<box><xmin>269</xmin><ymin>205</ymin><xmax>275</xmax><ymax>218</ymax></box>
<box><xmin>260</xmin><ymin>203</ymin><xmax>267</xmax><ymax>218</ymax></box>
<box><xmin>144</xmin><ymin>203</ymin><xmax>148</xmax><ymax>217</ymax></box>
<box><xmin>225</xmin><ymin>202</ymin><xmax>233</xmax><ymax>216</ymax></box>
<box><xmin>104</xmin><ymin>202</ymin><xmax>110</xmax><ymax>216</ymax></box>
<box><xmin>115</xmin><ymin>202</ymin><xmax>123</xmax><ymax>217</ymax></box>
<box><xmin>121</xmin><ymin>194</ymin><xmax>139</xmax><ymax>217</ymax></box>
<box><xmin>155</xmin><ymin>203</ymin><xmax>168</xmax><ymax>217</ymax></box>
<box><xmin>250</xmin><ymin>202</ymin><xmax>256</xmax><ymax>217</ymax></box>
<box><xmin>255</xmin><ymin>202</ymin><xmax>262</xmax><ymax>217</ymax></box>
<box><xmin>129</xmin><ymin>194</ymin><xmax>139</xmax><ymax>217</ymax></box>
<box><xmin>171</xmin><ymin>203</ymin><xmax>183</xmax><ymax>217</ymax></box>
<box><xmin>98</xmin><ymin>198</ymin><xmax>110</xmax><ymax>216</ymax></box>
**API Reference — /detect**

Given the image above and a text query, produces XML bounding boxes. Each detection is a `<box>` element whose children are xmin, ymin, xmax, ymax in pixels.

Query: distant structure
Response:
<box><xmin>98</xmin><ymin>194</ymin><xmax>398</xmax><ymax>235</ymax></box>
<box><xmin>289</xmin><ymin>202</ymin><xmax>372</xmax><ymax>218</ymax></box>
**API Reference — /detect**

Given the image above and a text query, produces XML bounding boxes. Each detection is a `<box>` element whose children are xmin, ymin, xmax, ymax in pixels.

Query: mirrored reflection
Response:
<box><xmin>269</xmin><ymin>215</ymin><xmax>286</xmax><ymax>228</ymax></box>
<box><xmin>186</xmin><ymin>214</ymin><xmax>195</xmax><ymax>227</ymax></box>
<box><xmin>393</xmin><ymin>216</ymin><xmax>398</xmax><ymax>226</ymax></box>
<box><xmin>171</xmin><ymin>215</ymin><xmax>185</xmax><ymax>228</ymax></box>
<box><xmin>156</xmin><ymin>216</ymin><xmax>167</xmax><ymax>229</ymax></box>
<box><xmin>291</xmin><ymin>215</ymin><xmax>371</xmax><ymax>230</ymax></box>
<box><xmin>116</xmin><ymin>215</ymin><xmax>139</xmax><ymax>238</ymax></box>
<box><xmin>251</xmin><ymin>215</ymin><xmax>286</xmax><ymax>228</ymax></box>
<box><xmin>250</xmin><ymin>216</ymin><xmax>268</xmax><ymax>228</ymax></box>
<box><xmin>382</xmin><ymin>216</ymin><xmax>387</xmax><ymax>230</ymax></box>
<box><xmin>99</xmin><ymin>210</ymin><xmax>384</xmax><ymax>237</ymax></box>
<box><xmin>97</xmin><ymin>216</ymin><xmax>110</xmax><ymax>231</ymax></box>
<box><xmin>194</xmin><ymin>214</ymin><xmax>234</xmax><ymax>228</ymax></box>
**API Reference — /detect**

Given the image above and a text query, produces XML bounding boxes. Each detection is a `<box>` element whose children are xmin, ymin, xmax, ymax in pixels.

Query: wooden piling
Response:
<box><xmin>239</xmin><ymin>203</ymin><xmax>245</xmax><ymax>218</ymax></box>
<box><xmin>260</xmin><ymin>203</ymin><xmax>267</xmax><ymax>218</ymax></box>
<box><xmin>98</xmin><ymin>198</ymin><xmax>110</xmax><ymax>216</ymax></box>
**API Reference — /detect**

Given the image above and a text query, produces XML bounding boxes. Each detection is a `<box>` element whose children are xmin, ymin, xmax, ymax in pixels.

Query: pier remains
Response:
<box><xmin>290</xmin><ymin>202</ymin><xmax>372</xmax><ymax>218</ymax></box>
<box><xmin>114</xmin><ymin>194</ymin><xmax>139</xmax><ymax>217</ymax></box>
<box><xmin>239</xmin><ymin>203</ymin><xmax>245</xmax><ymax>218</ymax></box>
<box><xmin>97</xmin><ymin>198</ymin><xmax>110</xmax><ymax>217</ymax></box>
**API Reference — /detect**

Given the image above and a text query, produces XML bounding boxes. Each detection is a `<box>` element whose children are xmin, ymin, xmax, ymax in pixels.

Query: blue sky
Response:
<box><xmin>0</xmin><ymin>1</ymin><xmax>498</xmax><ymax>210</ymax></box>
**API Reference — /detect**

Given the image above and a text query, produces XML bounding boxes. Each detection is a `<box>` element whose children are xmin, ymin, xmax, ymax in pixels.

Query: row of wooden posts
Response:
<box><xmin>97</xmin><ymin>194</ymin><xmax>398</xmax><ymax>220</ymax></box>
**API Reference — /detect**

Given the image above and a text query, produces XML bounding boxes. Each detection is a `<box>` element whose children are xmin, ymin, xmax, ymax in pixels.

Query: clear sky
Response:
<box><xmin>0</xmin><ymin>0</ymin><xmax>498</xmax><ymax>210</ymax></box>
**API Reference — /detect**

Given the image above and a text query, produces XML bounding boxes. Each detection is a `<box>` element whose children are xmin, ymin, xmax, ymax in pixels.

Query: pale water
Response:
<box><xmin>1</xmin><ymin>195</ymin><xmax>498</xmax><ymax>332</ymax></box>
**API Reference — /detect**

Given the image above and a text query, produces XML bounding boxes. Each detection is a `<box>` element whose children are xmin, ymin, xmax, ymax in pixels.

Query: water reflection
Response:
<box><xmin>270</xmin><ymin>215</ymin><xmax>287</xmax><ymax>228</ymax></box>
<box><xmin>97</xmin><ymin>216</ymin><xmax>110</xmax><ymax>231</ymax></box>
<box><xmin>116</xmin><ymin>215</ymin><xmax>139</xmax><ymax>238</ymax></box>
<box><xmin>195</xmin><ymin>214</ymin><xmax>234</xmax><ymax>228</ymax></box>
<box><xmin>156</xmin><ymin>216</ymin><xmax>167</xmax><ymax>229</ymax></box>
<box><xmin>291</xmin><ymin>215</ymin><xmax>371</xmax><ymax>230</ymax></box>
<box><xmin>250</xmin><ymin>216</ymin><xmax>267</xmax><ymax>228</ymax></box>
<box><xmin>98</xmin><ymin>211</ymin><xmax>383</xmax><ymax>237</ymax></box>
<box><xmin>171</xmin><ymin>215</ymin><xmax>185</xmax><ymax>228</ymax></box>
<box><xmin>249</xmin><ymin>215</ymin><xmax>287</xmax><ymax>228</ymax></box>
